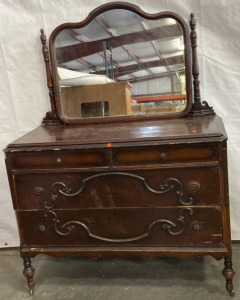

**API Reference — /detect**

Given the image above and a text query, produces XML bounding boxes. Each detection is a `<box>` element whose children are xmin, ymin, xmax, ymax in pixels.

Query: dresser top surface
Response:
<box><xmin>6</xmin><ymin>115</ymin><xmax>226</xmax><ymax>150</ymax></box>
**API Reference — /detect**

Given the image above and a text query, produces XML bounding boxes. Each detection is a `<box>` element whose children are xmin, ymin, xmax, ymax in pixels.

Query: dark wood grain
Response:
<box><xmin>40</xmin><ymin>29</ymin><xmax>60</xmax><ymax>124</ymax></box>
<box><xmin>4</xmin><ymin>115</ymin><xmax>225</xmax><ymax>150</ymax></box>
<box><xmin>190</xmin><ymin>13</ymin><xmax>215</xmax><ymax>115</ymax></box>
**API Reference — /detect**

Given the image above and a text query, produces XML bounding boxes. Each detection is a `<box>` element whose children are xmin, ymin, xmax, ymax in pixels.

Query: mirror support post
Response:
<box><xmin>40</xmin><ymin>29</ymin><xmax>61</xmax><ymax>124</ymax></box>
<box><xmin>190</xmin><ymin>13</ymin><xmax>215</xmax><ymax>116</ymax></box>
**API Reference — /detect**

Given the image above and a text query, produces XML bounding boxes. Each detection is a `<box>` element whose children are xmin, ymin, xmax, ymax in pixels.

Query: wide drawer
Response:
<box><xmin>112</xmin><ymin>143</ymin><xmax>218</xmax><ymax>166</ymax></box>
<box><xmin>10</xmin><ymin>149</ymin><xmax>108</xmax><ymax>170</ymax></box>
<box><xmin>18</xmin><ymin>207</ymin><xmax>223</xmax><ymax>247</ymax></box>
<box><xmin>15</xmin><ymin>167</ymin><xmax>220</xmax><ymax>210</ymax></box>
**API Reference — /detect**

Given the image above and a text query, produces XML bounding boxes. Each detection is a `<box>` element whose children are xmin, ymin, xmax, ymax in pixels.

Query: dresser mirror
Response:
<box><xmin>49</xmin><ymin>3</ymin><xmax>192</xmax><ymax>124</ymax></box>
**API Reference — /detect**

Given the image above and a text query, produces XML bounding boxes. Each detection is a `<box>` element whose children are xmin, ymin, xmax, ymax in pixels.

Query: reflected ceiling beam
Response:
<box><xmin>136</xmin><ymin>16</ymin><xmax>172</xmax><ymax>73</ymax></box>
<box><xmin>90</xmin><ymin>55</ymin><xmax>184</xmax><ymax>78</ymax></box>
<box><xmin>64</xmin><ymin>31</ymin><xmax>101</xmax><ymax>72</ymax></box>
<box><xmin>95</xmin><ymin>16</ymin><xmax>138</xmax><ymax>79</ymax></box>
<box><xmin>75</xmin><ymin>58</ymin><xmax>101</xmax><ymax>72</ymax></box>
<box><xmin>96</xmin><ymin>16</ymin><xmax>140</xmax><ymax>63</ymax></box>
<box><xmin>95</xmin><ymin>15</ymin><xmax>153</xmax><ymax>79</ymax></box>
<box><xmin>135</xmin><ymin>15</ymin><xmax>173</xmax><ymax>91</ymax></box>
<box><xmin>66</xmin><ymin>29</ymin><xmax>120</xmax><ymax>68</ymax></box>
<box><xmin>57</xmin><ymin>24</ymin><xmax>182</xmax><ymax>64</ymax></box>
<box><xmin>122</xmin><ymin>70</ymin><xmax>185</xmax><ymax>84</ymax></box>
<box><xmin>66</xmin><ymin>29</ymin><xmax>136</xmax><ymax>81</ymax></box>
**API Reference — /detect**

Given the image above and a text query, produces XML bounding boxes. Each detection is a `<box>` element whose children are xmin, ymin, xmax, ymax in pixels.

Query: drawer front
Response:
<box><xmin>15</xmin><ymin>166</ymin><xmax>220</xmax><ymax>210</ymax></box>
<box><xmin>18</xmin><ymin>207</ymin><xmax>223</xmax><ymax>247</ymax></box>
<box><xmin>11</xmin><ymin>149</ymin><xmax>108</xmax><ymax>170</ymax></box>
<box><xmin>112</xmin><ymin>144</ymin><xmax>217</xmax><ymax>166</ymax></box>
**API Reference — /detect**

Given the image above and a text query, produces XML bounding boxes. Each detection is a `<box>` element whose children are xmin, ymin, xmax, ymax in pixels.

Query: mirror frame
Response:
<box><xmin>49</xmin><ymin>1</ymin><xmax>192</xmax><ymax>124</ymax></box>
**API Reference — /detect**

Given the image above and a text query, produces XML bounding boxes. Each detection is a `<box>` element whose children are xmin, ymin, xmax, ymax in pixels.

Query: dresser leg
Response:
<box><xmin>23</xmin><ymin>257</ymin><xmax>35</xmax><ymax>295</ymax></box>
<box><xmin>222</xmin><ymin>257</ymin><xmax>235</xmax><ymax>297</ymax></box>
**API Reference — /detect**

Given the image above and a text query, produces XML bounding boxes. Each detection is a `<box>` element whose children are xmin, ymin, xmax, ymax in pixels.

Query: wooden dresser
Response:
<box><xmin>4</xmin><ymin>115</ymin><xmax>235</xmax><ymax>295</ymax></box>
<box><xmin>4</xmin><ymin>1</ymin><xmax>235</xmax><ymax>297</ymax></box>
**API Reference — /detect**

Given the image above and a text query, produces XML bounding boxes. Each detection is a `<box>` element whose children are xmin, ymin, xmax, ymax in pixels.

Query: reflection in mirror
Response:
<box><xmin>54</xmin><ymin>9</ymin><xmax>186</xmax><ymax>120</ymax></box>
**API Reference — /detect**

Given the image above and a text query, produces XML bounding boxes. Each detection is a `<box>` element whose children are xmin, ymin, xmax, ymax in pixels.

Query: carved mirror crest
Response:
<box><xmin>46</xmin><ymin>2</ymin><xmax>193</xmax><ymax>124</ymax></box>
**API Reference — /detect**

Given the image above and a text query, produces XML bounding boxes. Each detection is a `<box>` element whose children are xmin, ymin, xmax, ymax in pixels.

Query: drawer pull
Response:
<box><xmin>160</xmin><ymin>152</ymin><xmax>167</xmax><ymax>160</ymax></box>
<box><xmin>38</xmin><ymin>225</ymin><xmax>46</xmax><ymax>232</ymax></box>
<box><xmin>188</xmin><ymin>181</ymin><xmax>201</xmax><ymax>191</ymax></box>
<box><xmin>33</xmin><ymin>187</ymin><xmax>44</xmax><ymax>195</ymax></box>
<box><xmin>193</xmin><ymin>223</ymin><xmax>200</xmax><ymax>231</ymax></box>
<box><xmin>57</xmin><ymin>157</ymin><xmax>62</xmax><ymax>163</ymax></box>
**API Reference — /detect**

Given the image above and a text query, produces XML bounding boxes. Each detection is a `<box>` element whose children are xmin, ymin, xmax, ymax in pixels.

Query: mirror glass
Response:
<box><xmin>54</xmin><ymin>9</ymin><xmax>187</xmax><ymax>120</ymax></box>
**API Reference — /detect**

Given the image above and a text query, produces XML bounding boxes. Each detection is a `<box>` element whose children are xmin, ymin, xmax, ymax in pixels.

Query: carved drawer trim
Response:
<box><xmin>45</xmin><ymin>172</ymin><xmax>193</xmax><ymax>209</ymax></box>
<box><xmin>42</xmin><ymin>208</ymin><xmax>193</xmax><ymax>242</ymax></box>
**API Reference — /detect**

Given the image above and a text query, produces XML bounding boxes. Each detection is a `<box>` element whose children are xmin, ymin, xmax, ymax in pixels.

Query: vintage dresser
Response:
<box><xmin>4</xmin><ymin>2</ymin><xmax>235</xmax><ymax>296</ymax></box>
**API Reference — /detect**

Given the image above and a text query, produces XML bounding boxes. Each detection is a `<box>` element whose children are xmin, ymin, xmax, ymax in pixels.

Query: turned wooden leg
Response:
<box><xmin>222</xmin><ymin>258</ymin><xmax>235</xmax><ymax>297</ymax></box>
<box><xmin>23</xmin><ymin>258</ymin><xmax>35</xmax><ymax>295</ymax></box>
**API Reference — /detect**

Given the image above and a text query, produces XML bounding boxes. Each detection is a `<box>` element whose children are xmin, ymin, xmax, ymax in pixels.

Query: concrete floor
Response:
<box><xmin>0</xmin><ymin>245</ymin><xmax>239</xmax><ymax>300</ymax></box>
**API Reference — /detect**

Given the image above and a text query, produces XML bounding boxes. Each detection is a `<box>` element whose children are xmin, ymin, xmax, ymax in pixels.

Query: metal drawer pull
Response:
<box><xmin>33</xmin><ymin>187</ymin><xmax>44</xmax><ymax>195</ymax></box>
<box><xmin>188</xmin><ymin>181</ymin><xmax>201</xmax><ymax>191</ymax></box>
<box><xmin>38</xmin><ymin>225</ymin><xmax>46</xmax><ymax>232</ymax></box>
<box><xmin>57</xmin><ymin>157</ymin><xmax>62</xmax><ymax>163</ymax></box>
<box><xmin>193</xmin><ymin>223</ymin><xmax>200</xmax><ymax>231</ymax></box>
<box><xmin>160</xmin><ymin>152</ymin><xmax>167</xmax><ymax>160</ymax></box>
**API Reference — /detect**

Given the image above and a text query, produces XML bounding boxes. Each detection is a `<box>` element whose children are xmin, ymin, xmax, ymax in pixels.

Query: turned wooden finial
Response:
<box><xmin>190</xmin><ymin>13</ymin><xmax>214</xmax><ymax>116</ymax></box>
<box><xmin>190</xmin><ymin>13</ymin><xmax>200</xmax><ymax>103</ymax></box>
<box><xmin>40</xmin><ymin>29</ymin><xmax>60</xmax><ymax>124</ymax></box>
<box><xmin>40</xmin><ymin>29</ymin><xmax>49</xmax><ymax>63</ymax></box>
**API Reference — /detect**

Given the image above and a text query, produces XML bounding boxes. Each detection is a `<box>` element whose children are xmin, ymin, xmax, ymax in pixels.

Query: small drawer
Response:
<box><xmin>11</xmin><ymin>149</ymin><xmax>108</xmax><ymax>170</ymax></box>
<box><xmin>18</xmin><ymin>207</ymin><xmax>223</xmax><ymax>247</ymax></box>
<box><xmin>15</xmin><ymin>166</ymin><xmax>220</xmax><ymax>210</ymax></box>
<box><xmin>112</xmin><ymin>143</ymin><xmax>217</xmax><ymax>166</ymax></box>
